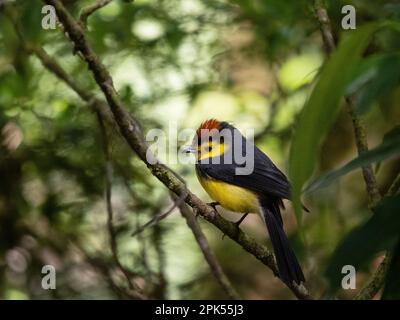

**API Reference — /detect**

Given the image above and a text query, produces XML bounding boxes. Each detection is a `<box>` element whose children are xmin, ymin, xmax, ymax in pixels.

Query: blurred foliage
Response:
<box><xmin>347</xmin><ymin>52</ymin><xmax>400</xmax><ymax>114</ymax></box>
<box><xmin>326</xmin><ymin>195</ymin><xmax>400</xmax><ymax>294</ymax></box>
<box><xmin>382</xmin><ymin>240</ymin><xmax>400</xmax><ymax>299</ymax></box>
<box><xmin>289</xmin><ymin>22</ymin><xmax>384</xmax><ymax>222</ymax></box>
<box><xmin>0</xmin><ymin>0</ymin><xmax>399</xmax><ymax>300</ymax></box>
<box><xmin>307</xmin><ymin>125</ymin><xmax>400</xmax><ymax>193</ymax></box>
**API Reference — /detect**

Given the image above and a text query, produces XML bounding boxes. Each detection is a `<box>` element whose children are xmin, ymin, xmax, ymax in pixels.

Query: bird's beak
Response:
<box><xmin>182</xmin><ymin>145</ymin><xmax>196</xmax><ymax>154</ymax></box>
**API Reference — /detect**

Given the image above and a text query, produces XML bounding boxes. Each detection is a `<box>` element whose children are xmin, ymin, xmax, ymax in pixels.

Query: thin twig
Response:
<box><xmin>25</xmin><ymin>44</ymin><xmax>114</xmax><ymax>126</ymax></box>
<box><xmin>96</xmin><ymin>111</ymin><xmax>145</xmax><ymax>297</ymax></box>
<box><xmin>348</xmin><ymin>187</ymin><xmax>398</xmax><ymax>300</ymax></box>
<box><xmin>314</xmin><ymin>0</ymin><xmax>336</xmax><ymax>53</ymax></box>
<box><xmin>152</xmin><ymin>222</ymin><xmax>167</xmax><ymax>299</ymax></box>
<box><xmin>354</xmin><ymin>174</ymin><xmax>400</xmax><ymax>299</ymax></box>
<box><xmin>117</xmin><ymin>169</ymin><xmax>152</xmax><ymax>281</ymax></box>
<box><xmin>313</xmin><ymin>0</ymin><xmax>381</xmax><ymax>207</ymax></box>
<box><xmin>136</xmin><ymin>209</ymin><xmax>152</xmax><ymax>281</ymax></box>
<box><xmin>4</xmin><ymin>7</ymin><xmax>115</xmax><ymax>127</ymax></box>
<box><xmin>5</xmin><ymin>5</ymin><xmax>144</xmax><ymax>295</ymax></box>
<box><xmin>131</xmin><ymin>189</ymin><xmax>187</xmax><ymax>237</ymax></box>
<box><xmin>386</xmin><ymin>173</ymin><xmax>400</xmax><ymax>198</ymax></box>
<box><xmin>254</xmin><ymin>71</ymin><xmax>286</xmax><ymax>142</ymax></box>
<box><xmin>255</xmin><ymin>74</ymin><xmax>312</xmax><ymax>142</ymax></box>
<box><xmin>27</xmin><ymin>223</ymin><xmax>144</xmax><ymax>299</ymax></box>
<box><xmin>78</xmin><ymin>247</ymin><xmax>144</xmax><ymax>299</ymax></box>
<box><xmin>354</xmin><ymin>255</ymin><xmax>391</xmax><ymax>300</ymax></box>
<box><xmin>177</xmin><ymin>196</ymin><xmax>241</xmax><ymax>300</ymax></box>
<box><xmin>313</xmin><ymin>0</ymin><xmax>387</xmax><ymax>300</ymax></box>
<box><xmin>16</xmin><ymin>0</ymin><xmax>313</xmax><ymax>299</ymax></box>
<box><xmin>345</xmin><ymin>97</ymin><xmax>382</xmax><ymax>207</ymax></box>
<box><xmin>79</xmin><ymin>0</ymin><xmax>113</xmax><ymax>28</ymax></box>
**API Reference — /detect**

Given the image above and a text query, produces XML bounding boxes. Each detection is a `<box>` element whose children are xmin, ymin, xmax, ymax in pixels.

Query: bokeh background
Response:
<box><xmin>0</xmin><ymin>0</ymin><xmax>399</xmax><ymax>299</ymax></box>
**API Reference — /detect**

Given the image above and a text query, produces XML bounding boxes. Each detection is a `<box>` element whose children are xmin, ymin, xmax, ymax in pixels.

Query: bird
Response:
<box><xmin>184</xmin><ymin>119</ymin><xmax>306</xmax><ymax>285</ymax></box>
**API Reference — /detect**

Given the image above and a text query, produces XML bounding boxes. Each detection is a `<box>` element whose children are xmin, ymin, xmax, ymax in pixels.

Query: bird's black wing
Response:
<box><xmin>196</xmin><ymin>145</ymin><xmax>291</xmax><ymax>199</ymax></box>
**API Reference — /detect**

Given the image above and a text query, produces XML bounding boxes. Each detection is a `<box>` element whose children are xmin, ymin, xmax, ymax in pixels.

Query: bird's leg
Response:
<box><xmin>222</xmin><ymin>213</ymin><xmax>249</xmax><ymax>240</ymax></box>
<box><xmin>234</xmin><ymin>212</ymin><xmax>249</xmax><ymax>229</ymax></box>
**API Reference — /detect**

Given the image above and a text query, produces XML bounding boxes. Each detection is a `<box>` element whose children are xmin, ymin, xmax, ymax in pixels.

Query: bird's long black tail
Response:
<box><xmin>259</xmin><ymin>197</ymin><xmax>305</xmax><ymax>285</ymax></box>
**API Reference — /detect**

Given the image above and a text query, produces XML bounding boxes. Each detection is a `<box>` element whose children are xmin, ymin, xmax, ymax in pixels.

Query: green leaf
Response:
<box><xmin>381</xmin><ymin>241</ymin><xmax>400</xmax><ymax>300</ymax></box>
<box><xmin>289</xmin><ymin>23</ymin><xmax>382</xmax><ymax>223</ymax></box>
<box><xmin>305</xmin><ymin>126</ymin><xmax>400</xmax><ymax>193</ymax></box>
<box><xmin>325</xmin><ymin>195</ymin><xmax>400</xmax><ymax>294</ymax></box>
<box><xmin>346</xmin><ymin>53</ymin><xmax>400</xmax><ymax>114</ymax></box>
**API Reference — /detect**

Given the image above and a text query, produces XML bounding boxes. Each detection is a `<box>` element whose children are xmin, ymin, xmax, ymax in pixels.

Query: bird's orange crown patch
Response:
<box><xmin>196</xmin><ymin>119</ymin><xmax>221</xmax><ymax>136</ymax></box>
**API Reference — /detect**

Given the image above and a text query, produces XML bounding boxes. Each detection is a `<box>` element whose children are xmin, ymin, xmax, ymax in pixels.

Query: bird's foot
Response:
<box><xmin>207</xmin><ymin>202</ymin><xmax>220</xmax><ymax>220</ymax></box>
<box><xmin>207</xmin><ymin>202</ymin><xmax>220</xmax><ymax>211</ymax></box>
<box><xmin>234</xmin><ymin>212</ymin><xmax>249</xmax><ymax>229</ymax></box>
<box><xmin>222</xmin><ymin>213</ymin><xmax>249</xmax><ymax>240</ymax></box>
<box><xmin>195</xmin><ymin>202</ymin><xmax>220</xmax><ymax>219</ymax></box>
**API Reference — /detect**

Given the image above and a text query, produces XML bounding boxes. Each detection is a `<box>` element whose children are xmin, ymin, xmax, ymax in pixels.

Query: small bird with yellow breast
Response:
<box><xmin>184</xmin><ymin>119</ymin><xmax>306</xmax><ymax>285</ymax></box>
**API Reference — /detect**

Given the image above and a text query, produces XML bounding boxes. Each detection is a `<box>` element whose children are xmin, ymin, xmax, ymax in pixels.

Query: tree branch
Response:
<box><xmin>313</xmin><ymin>0</ymin><xmax>388</xmax><ymax>300</ymax></box>
<box><xmin>313</xmin><ymin>0</ymin><xmax>381</xmax><ymax>207</ymax></box>
<box><xmin>96</xmin><ymin>111</ymin><xmax>145</xmax><ymax>298</ymax></box>
<box><xmin>176</xmin><ymin>196</ymin><xmax>240</xmax><ymax>300</ymax></box>
<box><xmin>354</xmin><ymin>255</ymin><xmax>390</xmax><ymax>300</ymax></box>
<box><xmin>354</xmin><ymin>174</ymin><xmax>400</xmax><ymax>299</ymax></box>
<box><xmin>16</xmin><ymin>0</ymin><xmax>314</xmax><ymax>299</ymax></box>
<box><xmin>25</xmin><ymin>45</ymin><xmax>115</xmax><ymax>127</ymax></box>
<box><xmin>130</xmin><ymin>192</ymin><xmax>186</xmax><ymax>237</ymax></box>
<box><xmin>314</xmin><ymin>0</ymin><xmax>336</xmax><ymax>53</ymax></box>
<box><xmin>79</xmin><ymin>0</ymin><xmax>113</xmax><ymax>28</ymax></box>
<box><xmin>386</xmin><ymin>173</ymin><xmax>400</xmax><ymax>198</ymax></box>
<box><xmin>117</xmin><ymin>169</ymin><xmax>153</xmax><ymax>281</ymax></box>
<box><xmin>80</xmin><ymin>247</ymin><xmax>144</xmax><ymax>299</ymax></box>
<box><xmin>344</xmin><ymin>97</ymin><xmax>381</xmax><ymax>207</ymax></box>
<box><xmin>152</xmin><ymin>222</ymin><xmax>168</xmax><ymax>299</ymax></box>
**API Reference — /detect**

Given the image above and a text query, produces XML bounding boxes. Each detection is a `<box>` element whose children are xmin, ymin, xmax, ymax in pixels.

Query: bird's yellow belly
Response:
<box><xmin>198</xmin><ymin>176</ymin><xmax>259</xmax><ymax>213</ymax></box>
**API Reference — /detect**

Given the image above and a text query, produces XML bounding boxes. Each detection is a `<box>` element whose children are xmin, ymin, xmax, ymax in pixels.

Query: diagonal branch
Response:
<box><xmin>117</xmin><ymin>168</ymin><xmax>152</xmax><ymax>281</ymax></box>
<box><xmin>130</xmin><ymin>192</ymin><xmax>187</xmax><ymax>237</ymax></box>
<box><xmin>15</xmin><ymin>0</ymin><xmax>312</xmax><ymax>299</ymax></box>
<box><xmin>96</xmin><ymin>111</ymin><xmax>145</xmax><ymax>298</ymax></box>
<box><xmin>176</xmin><ymin>196</ymin><xmax>240</xmax><ymax>300</ymax></box>
<box><xmin>23</xmin><ymin>45</ymin><xmax>114</xmax><ymax>127</ymax></box>
<box><xmin>354</xmin><ymin>254</ymin><xmax>391</xmax><ymax>300</ymax></box>
<box><xmin>314</xmin><ymin>0</ymin><xmax>381</xmax><ymax>207</ymax></box>
<box><xmin>314</xmin><ymin>0</ymin><xmax>336</xmax><ymax>53</ymax></box>
<box><xmin>386</xmin><ymin>173</ymin><xmax>400</xmax><ymax>198</ymax></box>
<box><xmin>79</xmin><ymin>0</ymin><xmax>114</xmax><ymax>28</ymax></box>
<box><xmin>23</xmin><ymin>40</ymin><xmax>279</xmax><ymax>281</ymax></box>
<box><xmin>355</xmin><ymin>174</ymin><xmax>400</xmax><ymax>299</ymax></box>
<box><xmin>313</xmin><ymin>0</ymin><xmax>388</xmax><ymax>300</ymax></box>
